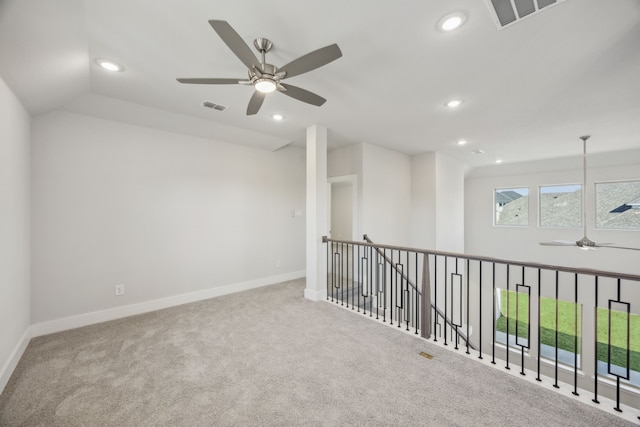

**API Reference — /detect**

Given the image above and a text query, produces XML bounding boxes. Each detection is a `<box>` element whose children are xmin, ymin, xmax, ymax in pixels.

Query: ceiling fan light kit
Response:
<box><xmin>177</xmin><ymin>20</ymin><xmax>342</xmax><ymax>115</ymax></box>
<box><xmin>254</xmin><ymin>78</ymin><xmax>277</xmax><ymax>93</ymax></box>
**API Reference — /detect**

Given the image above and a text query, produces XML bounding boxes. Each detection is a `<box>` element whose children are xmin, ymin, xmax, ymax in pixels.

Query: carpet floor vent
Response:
<box><xmin>485</xmin><ymin>0</ymin><xmax>567</xmax><ymax>29</ymax></box>
<box><xmin>419</xmin><ymin>351</ymin><xmax>434</xmax><ymax>360</ymax></box>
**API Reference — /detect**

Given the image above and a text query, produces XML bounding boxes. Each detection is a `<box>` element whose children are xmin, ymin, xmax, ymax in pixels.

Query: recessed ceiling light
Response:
<box><xmin>495</xmin><ymin>159</ymin><xmax>503</xmax><ymax>164</ymax></box>
<box><xmin>96</xmin><ymin>59</ymin><xmax>123</xmax><ymax>72</ymax></box>
<box><xmin>457</xmin><ymin>139</ymin><xmax>467</xmax><ymax>146</ymax></box>
<box><xmin>438</xmin><ymin>11</ymin><xmax>467</xmax><ymax>32</ymax></box>
<box><xmin>471</xmin><ymin>149</ymin><xmax>485</xmax><ymax>155</ymax></box>
<box><xmin>272</xmin><ymin>114</ymin><xmax>284</xmax><ymax>121</ymax></box>
<box><xmin>445</xmin><ymin>99</ymin><xmax>463</xmax><ymax>108</ymax></box>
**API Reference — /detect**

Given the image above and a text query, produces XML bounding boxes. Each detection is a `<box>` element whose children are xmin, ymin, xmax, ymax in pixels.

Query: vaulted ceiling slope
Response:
<box><xmin>1</xmin><ymin>0</ymin><xmax>639</xmax><ymax>166</ymax></box>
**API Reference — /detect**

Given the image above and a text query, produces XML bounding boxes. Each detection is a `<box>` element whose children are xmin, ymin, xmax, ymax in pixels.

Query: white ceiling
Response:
<box><xmin>1</xmin><ymin>0</ymin><xmax>639</xmax><ymax>167</ymax></box>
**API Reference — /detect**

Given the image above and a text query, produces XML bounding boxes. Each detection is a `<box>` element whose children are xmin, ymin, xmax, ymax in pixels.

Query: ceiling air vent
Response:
<box><xmin>202</xmin><ymin>101</ymin><xmax>227</xmax><ymax>111</ymax></box>
<box><xmin>485</xmin><ymin>0</ymin><xmax>566</xmax><ymax>29</ymax></box>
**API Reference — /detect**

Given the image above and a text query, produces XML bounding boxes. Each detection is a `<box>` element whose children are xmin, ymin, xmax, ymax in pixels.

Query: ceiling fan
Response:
<box><xmin>177</xmin><ymin>20</ymin><xmax>342</xmax><ymax>115</ymax></box>
<box><xmin>539</xmin><ymin>135</ymin><xmax>640</xmax><ymax>251</ymax></box>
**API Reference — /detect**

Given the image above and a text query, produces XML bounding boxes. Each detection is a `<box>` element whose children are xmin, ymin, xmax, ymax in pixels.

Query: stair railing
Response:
<box><xmin>322</xmin><ymin>235</ymin><xmax>640</xmax><ymax>419</ymax></box>
<box><xmin>362</xmin><ymin>234</ymin><xmax>475</xmax><ymax>350</ymax></box>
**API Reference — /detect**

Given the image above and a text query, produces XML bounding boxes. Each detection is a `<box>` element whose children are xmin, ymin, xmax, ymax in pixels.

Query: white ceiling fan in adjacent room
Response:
<box><xmin>539</xmin><ymin>135</ymin><xmax>640</xmax><ymax>251</ymax></box>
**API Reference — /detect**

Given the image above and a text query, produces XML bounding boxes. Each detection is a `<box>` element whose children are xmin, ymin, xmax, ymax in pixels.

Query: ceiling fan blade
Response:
<box><xmin>539</xmin><ymin>240</ymin><xmax>577</xmax><ymax>246</ymax></box>
<box><xmin>279</xmin><ymin>83</ymin><xmax>326</xmax><ymax>106</ymax></box>
<box><xmin>595</xmin><ymin>245</ymin><xmax>640</xmax><ymax>251</ymax></box>
<box><xmin>247</xmin><ymin>91</ymin><xmax>266</xmax><ymax>115</ymax></box>
<box><xmin>176</xmin><ymin>78</ymin><xmax>247</xmax><ymax>85</ymax></box>
<box><xmin>279</xmin><ymin>44</ymin><xmax>342</xmax><ymax>79</ymax></box>
<box><xmin>208</xmin><ymin>20</ymin><xmax>259</xmax><ymax>70</ymax></box>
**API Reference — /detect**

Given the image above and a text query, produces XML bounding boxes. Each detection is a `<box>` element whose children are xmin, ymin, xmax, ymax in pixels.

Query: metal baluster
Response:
<box><xmin>415</xmin><ymin>252</ymin><xmax>419</xmax><ymax>335</ymax></box>
<box><xmin>433</xmin><ymin>255</ymin><xmax>438</xmax><ymax>342</ymax></box>
<box><xmin>420</xmin><ymin>253</ymin><xmax>432</xmax><ymax>340</ymax></box>
<box><xmin>363</xmin><ymin>247</ymin><xmax>368</xmax><ymax>316</ymax></box>
<box><xmin>369</xmin><ymin>245</ymin><xmax>374</xmax><ymax>317</ymax></box>
<box><xmin>396</xmin><ymin>257</ymin><xmax>404</xmax><ymax>328</ymax></box>
<box><xmin>335</xmin><ymin>243</ymin><xmax>342</xmax><ymax>305</ymax></box>
<box><xmin>350</xmin><ymin>242</ymin><xmax>354</xmax><ymax>309</ymax></box>
<box><xmin>326</xmin><ymin>240</ymin><xmax>330</xmax><ymax>301</ymax></box>
<box><xmin>363</xmin><ymin>245</ymin><xmax>368</xmax><ymax>315</ymax></box>
<box><xmin>466</xmin><ymin>259</ymin><xmax>470</xmax><ymax>354</ymax></box>
<box><xmin>492</xmin><ymin>262</ymin><xmax>496</xmax><ymax>365</ymax></box>
<box><xmin>346</xmin><ymin>243</ymin><xmax>350</xmax><ymax>308</ymax></box>
<box><xmin>554</xmin><ymin>270</ymin><xmax>559</xmax><ymax>389</ymax></box>
<box><xmin>383</xmin><ymin>249</ymin><xmax>387</xmax><ymax>322</ymax></box>
<box><xmin>572</xmin><ymin>273</ymin><xmax>579</xmax><ymax>396</ymax></box>
<box><xmin>592</xmin><ymin>276</ymin><xmax>599</xmax><ymax>403</ymax></box>
<box><xmin>357</xmin><ymin>244</ymin><xmax>361</xmax><ymax>313</ymax></box>
<box><xmin>340</xmin><ymin>242</ymin><xmax>344</xmax><ymax>306</ymax></box>
<box><xmin>520</xmin><ymin>266</ymin><xmax>525</xmax><ymax>376</ymax></box>
<box><xmin>536</xmin><ymin>268</ymin><xmax>542</xmax><ymax>382</ymax></box>
<box><xmin>479</xmin><ymin>261</ymin><xmax>483</xmax><ymax>360</ymax></box>
<box><xmin>375</xmin><ymin>250</ymin><xmax>380</xmax><ymax>320</ymax></box>
<box><xmin>506</xmin><ymin>264</ymin><xmax>510</xmax><ymax>370</ymax></box>
<box><xmin>444</xmin><ymin>256</ymin><xmax>448</xmax><ymax>346</ymax></box>
<box><xmin>454</xmin><ymin>258</ymin><xmax>459</xmax><ymax>350</ymax></box>
<box><xmin>332</xmin><ymin>242</ymin><xmax>337</xmax><ymax>302</ymax></box>
<box><xmin>405</xmin><ymin>252</ymin><xmax>410</xmax><ymax>331</ymax></box>
<box><xmin>389</xmin><ymin>249</ymin><xmax>395</xmax><ymax>325</ymax></box>
<box><xmin>613</xmin><ymin>278</ymin><xmax>624</xmax><ymax>413</ymax></box>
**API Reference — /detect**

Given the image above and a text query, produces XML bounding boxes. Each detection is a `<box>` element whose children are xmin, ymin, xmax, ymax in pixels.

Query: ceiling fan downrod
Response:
<box><xmin>253</xmin><ymin>38</ymin><xmax>272</xmax><ymax>70</ymax></box>
<box><xmin>579</xmin><ymin>135</ymin><xmax>590</xmax><ymax>247</ymax></box>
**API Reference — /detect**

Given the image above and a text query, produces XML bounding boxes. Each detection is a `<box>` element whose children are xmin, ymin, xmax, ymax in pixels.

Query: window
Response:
<box><xmin>596</xmin><ymin>305</ymin><xmax>640</xmax><ymax>387</ymax></box>
<box><xmin>595</xmin><ymin>180</ymin><xmax>640</xmax><ymax>230</ymax></box>
<box><xmin>494</xmin><ymin>187</ymin><xmax>528</xmax><ymax>226</ymax></box>
<box><xmin>495</xmin><ymin>288</ymin><xmax>531</xmax><ymax>349</ymax></box>
<box><xmin>539</xmin><ymin>184</ymin><xmax>582</xmax><ymax>228</ymax></box>
<box><xmin>495</xmin><ymin>289</ymin><xmax>582</xmax><ymax>368</ymax></box>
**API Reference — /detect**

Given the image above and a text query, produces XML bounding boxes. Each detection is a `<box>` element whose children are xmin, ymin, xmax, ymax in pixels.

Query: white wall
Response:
<box><xmin>329</xmin><ymin>145</ymin><xmax>465</xmax><ymax>251</ymax></box>
<box><xmin>328</xmin><ymin>143</ymin><xmax>362</xmax><ymax>179</ymax></box>
<box><xmin>465</xmin><ymin>153</ymin><xmax>640</xmax><ymax>275</ymax></box>
<box><xmin>0</xmin><ymin>76</ymin><xmax>31</xmax><ymax>392</ymax></box>
<box><xmin>31</xmin><ymin>111</ymin><xmax>306</xmax><ymax>325</ymax></box>
<box><xmin>410</xmin><ymin>152</ymin><xmax>465</xmax><ymax>252</ymax></box>
<box><xmin>410</xmin><ymin>153</ymin><xmax>436</xmax><ymax>249</ymax></box>
<box><xmin>361</xmin><ymin>143</ymin><xmax>411</xmax><ymax>246</ymax></box>
<box><xmin>434</xmin><ymin>153</ymin><xmax>465</xmax><ymax>252</ymax></box>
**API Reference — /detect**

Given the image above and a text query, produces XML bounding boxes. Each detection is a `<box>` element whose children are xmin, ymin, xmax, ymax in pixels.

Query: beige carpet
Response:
<box><xmin>0</xmin><ymin>279</ymin><xmax>634</xmax><ymax>426</ymax></box>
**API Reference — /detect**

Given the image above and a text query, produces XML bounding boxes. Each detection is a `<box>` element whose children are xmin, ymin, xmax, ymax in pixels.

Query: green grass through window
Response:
<box><xmin>495</xmin><ymin>289</ymin><xmax>640</xmax><ymax>372</ymax></box>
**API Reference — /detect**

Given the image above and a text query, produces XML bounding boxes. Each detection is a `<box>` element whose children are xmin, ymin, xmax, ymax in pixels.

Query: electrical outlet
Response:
<box><xmin>276</xmin><ymin>259</ymin><xmax>281</xmax><ymax>268</ymax></box>
<box><xmin>115</xmin><ymin>284</ymin><xmax>125</xmax><ymax>296</ymax></box>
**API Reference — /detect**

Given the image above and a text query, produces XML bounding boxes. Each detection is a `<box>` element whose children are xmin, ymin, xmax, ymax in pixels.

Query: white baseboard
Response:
<box><xmin>0</xmin><ymin>327</ymin><xmax>31</xmax><ymax>394</ymax></box>
<box><xmin>31</xmin><ymin>270</ymin><xmax>305</xmax><ymax>338</ymax></box>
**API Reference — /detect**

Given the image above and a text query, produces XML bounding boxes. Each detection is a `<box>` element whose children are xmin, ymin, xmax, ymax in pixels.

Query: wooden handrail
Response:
<box><xmin>362</xmin><ymin>234</ymin><xmax>421</xmax><ymax>295</ymax></box>
<box><xmin>323</xmin><ymin>235</ymin><xmax>640</xmax><ymax>283</ymax></box>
